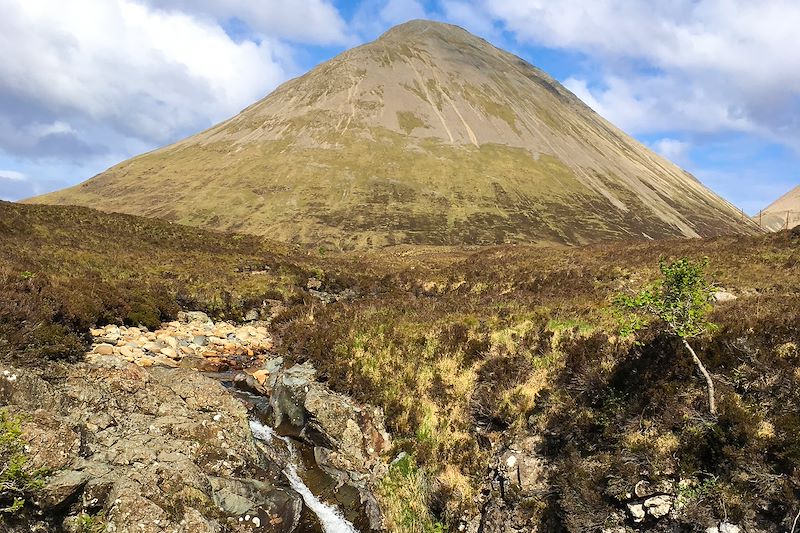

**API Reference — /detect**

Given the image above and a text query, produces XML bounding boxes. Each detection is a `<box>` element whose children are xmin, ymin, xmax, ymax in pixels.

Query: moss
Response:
<box><xmin>0</xmin><ymin>409</ymin><xmax>47</xmax><ymax>514</ymax></box>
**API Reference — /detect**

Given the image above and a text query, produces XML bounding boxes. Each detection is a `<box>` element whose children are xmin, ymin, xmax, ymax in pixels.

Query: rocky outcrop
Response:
<box><xmin>0</xmin><ymin>360</ymin><xmax>300</xmax><ymax>532</ymax></box>
<box><xmin>1</xmin><ymin>310</ymin><xmax>394</xmax><ymax>532</ymax></box>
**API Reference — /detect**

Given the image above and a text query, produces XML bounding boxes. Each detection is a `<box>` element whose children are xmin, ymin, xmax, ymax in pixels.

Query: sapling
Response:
<box><xmin>615</xmin><ymin>258</ymin><xmax>718</xmax><ymax>415</ymax></box>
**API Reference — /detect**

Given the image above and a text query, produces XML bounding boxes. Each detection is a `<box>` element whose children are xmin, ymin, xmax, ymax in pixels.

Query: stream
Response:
<box><xmin>250</xmin><ymin>420</ymin><xmax>359</xmax><ymax>533</ymax></box>
<box><xmin>214</xmin><ymin>374</ymin><xmax>368</xmax><ymax>533</ymax></box>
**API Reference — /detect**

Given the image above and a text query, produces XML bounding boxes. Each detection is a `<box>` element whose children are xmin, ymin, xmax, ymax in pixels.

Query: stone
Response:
<box><xmin>193</xmin><ymin>335</ymin><xmax>207</xmax><ymax>346</ymax></box>
<box><xmin>160</xmin><ymin>347</ymin><xmax>178</xmax><ymax>359</ymax></box>
<box><xmin>627</xmin><ymin>502</ymin><xmax>646</xmax><ymax>522</ymax></box>
<box><xmin>94</xmin><ymin>343</ymin><xmax>114</xmax><ymax>355</ymax></box>
<box><xmin>233</xmin><ymin>372</ymin><xmax>267</xmax><ymax>396</ymax></box>
<box><xmin>36</xmin><ymin>470</ymin><xmax>91</xmax><ymax>510</ymax></box>
<box><xmin>142</xmin><ymin>342</ymin><xmax>162</xmax><ymax>353</ymax></box>
<box><xmin>644</xmin><ymin>494</ymin><xmax>673</xmax><ymax>518</ymax></box>
<box><xmin>498</xmin><ymin>437</ymin><xmax>548</xmax><ymax>494</ymax></box>
<box><xmin>719</xmin><ymin>523</ymin><xmax>741</xmax><ymax>533</ymax></box>
<box><xmin>714</xmin><ymin>290</ymin><xmax>737</xmax><ymax>302</ymax></box>
<box><xmin>306</xmin><ymin>277</ymin><xmax>323</xmax><ymax>290</ymax></box>
<box><xmin>244</xmin><ymin>309</ymin><xmax>259</xmax><ymax>322</ymax></box>
<box><xmin>270</xmin><ymin>364</ymin><xmax>316</xmax><ymax>435</ymax></box>
<box><xmin>118</xmin><ymin>346</ymin><xmax>136</xmax><ymax>359</ymax></box>
<box><xmin>303</xmin><ymin>386</ymin><xmax>391</xmax><ymax>472</ymax></box>
<box><xmin>252</xmin><ymin>369</ymin><xmax>269</xmax><ymax>385</ymax></box>
<box><xmin>178</xmin><ymin>311</ymin><xmax>213</xmax><ymax>325</ymax></box>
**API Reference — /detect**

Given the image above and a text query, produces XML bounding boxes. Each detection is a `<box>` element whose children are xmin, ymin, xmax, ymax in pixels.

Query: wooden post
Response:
<box><xmin>759</xmin><ymin>210</ymin><xmax>762</xmax><ymax>228</ymax></box>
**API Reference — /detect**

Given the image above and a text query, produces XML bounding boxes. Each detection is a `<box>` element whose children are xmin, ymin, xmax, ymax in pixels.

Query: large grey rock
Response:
<box><xmin>178</xmin><ymin>310</ymin><xmax>213</xmax><ymax>325</ymax></box>
<box><xmin>36</xmin><ymin>470</ymin><xmax>91</xmax><ymax>510</ymax></box>
<box><xmin>0</xmin><ymin>361</ymin><xmax>275</xmax><ymax>531</ymax></box>
<box><xmin>303</xmin><ymin>384</ymin><xmax>391</xmax><ymax>474</ymax></box>
<box><xmin>270</xmin><ymin>363</ymin><xmax>316</xmax><ymax>435</ymax></box>
<box><xmin>498</xmin><ymin>436</ymin><xmax>548</xmax><ymax>495</ymax></box>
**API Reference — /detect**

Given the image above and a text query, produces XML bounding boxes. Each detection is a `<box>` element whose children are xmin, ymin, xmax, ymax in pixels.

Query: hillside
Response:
<box><xmin>29</xmin><ymin>20</ymin><xmax>757</xmax><ymax>249</ymax></box>
<box><xmin>756</xmin><ymin>184</ymin><xmax>800</xmax><ymax>231</ymax></box>
<box><xmin>2</xmin><ymin>201</ymin><xmax>799</xmax><ymax>531</ymax></box>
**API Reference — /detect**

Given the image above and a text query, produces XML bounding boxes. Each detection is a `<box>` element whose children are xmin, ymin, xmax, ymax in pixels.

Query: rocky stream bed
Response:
<box><xmin>0</xmin><ymin>312</ymin><xmax>389</xmax><ymax>532</ymax></box>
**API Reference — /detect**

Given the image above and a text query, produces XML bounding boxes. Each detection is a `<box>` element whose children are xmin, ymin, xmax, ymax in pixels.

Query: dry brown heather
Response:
<box><xmin>29</xmin><ymin>20</ymin><xmax>758</xmax><ymax>249</ymax></box>
<box><xmin>2</xmin><ymin>200</ymin><xmax>798</xmax><ymax>530</ymax></box>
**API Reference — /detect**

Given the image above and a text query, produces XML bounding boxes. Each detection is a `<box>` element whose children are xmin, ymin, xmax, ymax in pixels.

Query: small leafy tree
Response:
<box><xmin>615</xmin><ymin>258</ymin><xmax>718</xmax><ymax>415</ymax></box>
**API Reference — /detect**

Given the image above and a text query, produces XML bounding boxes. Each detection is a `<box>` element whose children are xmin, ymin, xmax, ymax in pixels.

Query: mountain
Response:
<box><xmin>29</xmin><ymin>20</ymin><xmax>758</xmax><ymax>249</ymax></box>
<box><xmin>755</xmin><ymin>184</ymin><xmax>800</xmax><ymax>231</ymax></box>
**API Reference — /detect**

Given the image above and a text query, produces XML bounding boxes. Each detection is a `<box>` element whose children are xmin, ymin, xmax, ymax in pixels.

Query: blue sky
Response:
<box><xmin>1</xmin><ymin>0</ymin><xmax>798</xmax><ymax>214</ymax></box>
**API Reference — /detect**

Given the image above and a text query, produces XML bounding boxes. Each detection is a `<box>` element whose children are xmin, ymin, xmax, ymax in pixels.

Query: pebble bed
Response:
<box><xmin>87</xmin><ymin>311</ymin><xmax>273</xmax><ymax>371</ymax></box>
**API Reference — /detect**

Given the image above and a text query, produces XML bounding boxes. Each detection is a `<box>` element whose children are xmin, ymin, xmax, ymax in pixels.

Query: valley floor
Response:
<box><xmin>1</xmin><ymin>201</ymin><xmax>799</xmax><ymax>531</ymax></box>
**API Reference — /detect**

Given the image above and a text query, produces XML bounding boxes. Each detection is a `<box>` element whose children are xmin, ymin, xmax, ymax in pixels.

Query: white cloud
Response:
<box><xmin>0</xmin><ymin>0</ymin><xmax>293</xmax><ymax>148</ymax></box>
<box><xmin>440</xmin><ymin>1</ymin><xmax>498</xmax><ymax>37</ymax></box>
<box><xmin>144</xmin><ymin>0</ymin><xmax>351</xmax><ymax>45</ymax></box>
<box><xmin>379</xmin><ymin>0</ymin><xmax>428</xmax><ymax>25</ymax></box>
<box><xmin>652</xmin><ymin>138</ymin><xmax>691</xmax><ymax>164</ymax></box>
<box><xmin>0</xmin><ymin>170</ymin><xmax>27</xmax><ymax>181</ymax></box>
<box><xmin>468</xmin><ymin>0</ymin><xmax>800</xmax><ymax>148</ymax></box>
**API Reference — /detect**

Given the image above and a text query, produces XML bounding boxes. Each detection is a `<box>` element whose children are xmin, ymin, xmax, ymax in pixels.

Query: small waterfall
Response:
<box><xmin>249</xmin><ymin>420</ymin><xmax>359</xmax><ymax>533</ymax></box>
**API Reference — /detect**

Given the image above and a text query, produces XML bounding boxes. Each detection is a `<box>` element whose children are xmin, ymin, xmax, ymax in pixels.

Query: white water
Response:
<box><xmin>249</xmin><ymin>420</ymin><xmax>359</xmax><ymax>533</ymax></box>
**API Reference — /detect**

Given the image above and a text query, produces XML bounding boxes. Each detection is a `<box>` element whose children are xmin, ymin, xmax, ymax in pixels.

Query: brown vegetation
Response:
<box><xmin>1</xmin><ymin>200</ymin><xmax>798</xmax><ymax>530</ymax></box>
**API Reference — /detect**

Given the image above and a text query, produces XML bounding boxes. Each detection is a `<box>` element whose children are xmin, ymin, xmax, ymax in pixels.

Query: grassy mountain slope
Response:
<box><xmin>757</xmin><ymin>184</ymin><xmax>800</xmax><ymax>231</ymax></box>
<box><xmin>30</xmin><ymin>20</ymin><xmax>758</xmax><ymax>249</ymax></box>
<box><xmin>2</xmin><ymin>201</ymin><xmax>798</xmax><ymax>530</ymax></box>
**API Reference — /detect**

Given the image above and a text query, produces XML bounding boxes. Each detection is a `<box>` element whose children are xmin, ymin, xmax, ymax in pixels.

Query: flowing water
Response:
<box><xmin>249</xmin><ymin>420</ymin><xmax>360</xmax><ymax>533</ymax></box>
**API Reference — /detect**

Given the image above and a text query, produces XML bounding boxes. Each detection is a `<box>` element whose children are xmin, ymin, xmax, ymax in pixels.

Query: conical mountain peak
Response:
<box><xmin>30</xmin><ymin>22</ymin><xmax>758</xmax><ymax>248</ymax></box>
<box><xmin>377</xmin><ymin>19</ymin><xmax>475</xmax><ymax>42</ymax></box>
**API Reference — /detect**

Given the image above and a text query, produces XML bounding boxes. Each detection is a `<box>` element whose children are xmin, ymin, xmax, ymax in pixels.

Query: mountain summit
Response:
<box><xmin>30</xmin><ymin>20</ymin><xmax>758</xmax><ymax>248</ymax></box>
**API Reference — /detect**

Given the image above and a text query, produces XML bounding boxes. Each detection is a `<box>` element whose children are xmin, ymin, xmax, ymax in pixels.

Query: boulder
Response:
<box><xmin>36</xmin><ymin>470</ymin><xmax>91</xmax><ymax>510</ymax></box>
<box><xmin>178</xmin><ymin>311</ymin><xmax>213</xmax><ymax>325</ymax></box>
<box><xmin>303</xmin><ymin>386</ymin><xmax>391</xmax><ymax>473</ymax></box>
<box><xmin>496</xmin><ymin>436</ymin><xmax>549</xmax><ymax>496</ymax></box>
<box><xmin>714</xmin><ymin>290</ymin><xmax>737</xmax><ymax>302</ymax></box>
<box><xmin>94</xmin><ymin>343</ymin><xmax>114</xmax><ymax>355</ymax></box>
<box><xmin>270</xmin><ymin>363</ymin><xmax>316</xmax><ymax>435</ymax></box>
<box><xmin>232</xmin><ymin>372</ymin><xmax>267</xmax><ymax>396</ymax></box>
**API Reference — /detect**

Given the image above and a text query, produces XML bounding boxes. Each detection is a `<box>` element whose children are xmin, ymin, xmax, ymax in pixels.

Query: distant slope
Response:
<box><xmin>29</xmin><ymin>20</ymin><xmax>759</xmax><ymax>249</ymax></box>
<box><xmin>755</xmin><ymin>184</ymin><xmax>800</xmax><ymax>231</ymax></box>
